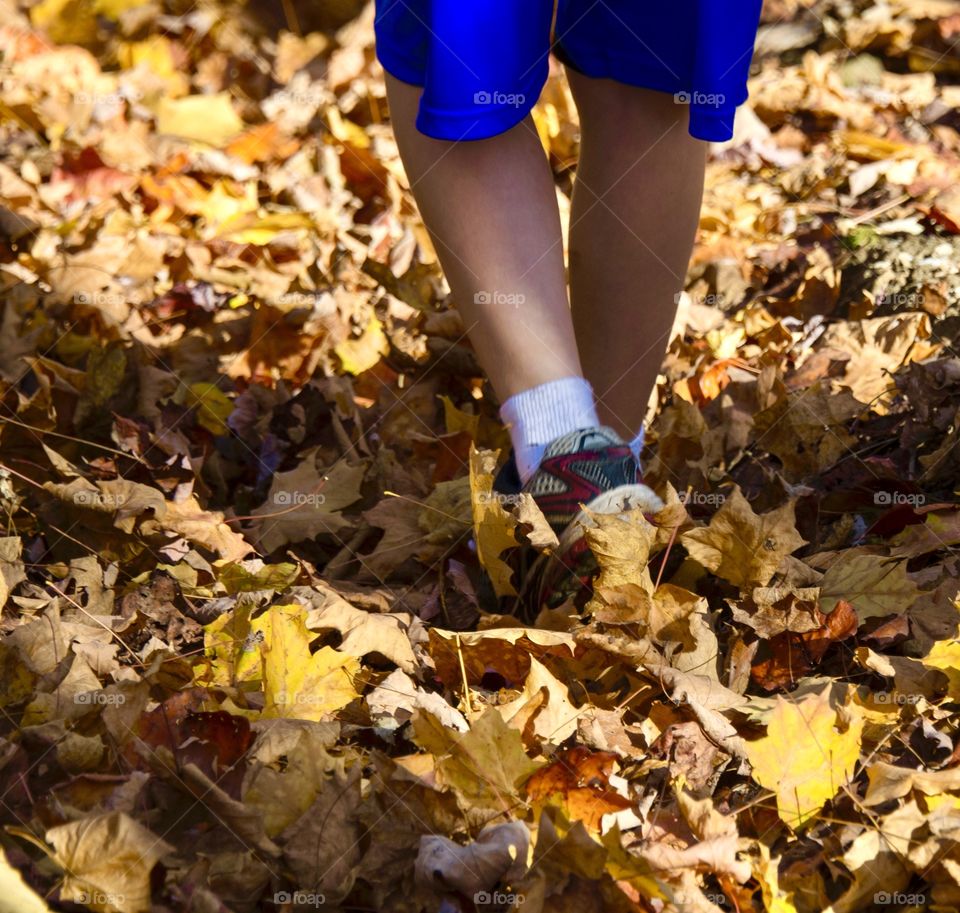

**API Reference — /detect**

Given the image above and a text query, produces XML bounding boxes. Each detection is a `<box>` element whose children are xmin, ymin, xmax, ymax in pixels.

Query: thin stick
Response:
<box><xmin>654</xmin><ymin>485</ymin><xmax>692</xmax><ymax>589</ymax></box>
<box><xmin>455</xmin><ymin>633</ymin><xmax>473</xmax><ymax>716</ymax></box>
<box><xmin>281</xmin><ymin>0</ymin><xmax>301</xmax><ymax>35</ymax></box>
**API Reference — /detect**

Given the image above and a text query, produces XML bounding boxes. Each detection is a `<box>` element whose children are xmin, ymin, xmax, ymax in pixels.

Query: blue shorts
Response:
<box><xmin>374</xmin><ymin>0</ymin><xmax>763</xmax><ymax>143</ymax></box>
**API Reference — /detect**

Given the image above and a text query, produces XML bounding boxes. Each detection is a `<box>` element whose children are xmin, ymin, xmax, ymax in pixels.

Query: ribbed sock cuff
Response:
<box><xmin>500</xmin><ymin>377</ymin><xmax>600</xmax><ymax>482</ymax></box>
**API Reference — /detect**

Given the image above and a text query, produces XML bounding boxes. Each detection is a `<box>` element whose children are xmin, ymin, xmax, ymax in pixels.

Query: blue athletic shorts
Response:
<box><xmin>374</xmin><ymin>0</ymin><xmax>763</xmax><ymax>143</ymax></box>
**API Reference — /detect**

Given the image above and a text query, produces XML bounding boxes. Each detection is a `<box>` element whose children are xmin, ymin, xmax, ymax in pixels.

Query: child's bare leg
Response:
<box><xmin>567</xmin><ymin>72</ymin><xmax>708</xmax><ymax>442</ymax></box>
<box><xmin>384</xmin><ymin>74</ymin><xmax>583</xmax><ymax>404</ymax></box>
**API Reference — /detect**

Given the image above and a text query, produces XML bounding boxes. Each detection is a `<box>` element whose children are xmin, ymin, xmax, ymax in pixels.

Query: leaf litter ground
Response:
<box><xmin>1</xmin><ymin>1</ymin><xmax>960</xmax><ymax>912</ymax></box>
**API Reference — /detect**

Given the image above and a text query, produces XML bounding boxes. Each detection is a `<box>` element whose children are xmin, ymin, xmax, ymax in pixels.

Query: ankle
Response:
<box><xmin>500</xmin><ymin>377</ymin><xmax>600</xmax><ymax>483</ymax></box>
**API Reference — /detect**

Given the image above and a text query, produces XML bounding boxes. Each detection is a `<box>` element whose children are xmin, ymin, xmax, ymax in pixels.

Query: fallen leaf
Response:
<box><xmin>46</xmin><ymin>813</ymin><xmax>174</xmax><ymax>913</ymax></box>
<box><xmin>820</xmin><ymin>554</ymin><xmax>920</xmax><ymax>621</ymax></box>
<box><xmin>411</xmin><ymin>707</ymin><xmax>541</xmax><ymax>811</ymax></box>
<box><xmin>469</xmin><ymin>447</ymin><xmax>520</xmax><ymax>598</ymax></box>
<box><xmin>746</xmin><ymin>688</ymin><xmax>863</xmax><ymax>828</ymax></box>
<box><xmin>0</xmin><ymin>846</ymin><xmax>52</xmax><ymax>913</ymax></box>
<box><xmin>253</xmin><ymin>603</ymin><xmax>360</xmax><ymax>721</ymax></box>
<box><xmin>156</xmin><ymin>93</ymin><xmax>245</xmax><ymax>145</ymax></box>
<box><xmin>681</xmin><ymin>488</ymin><xmax>807</xmax><ymax>588</ymax></box>
<box><xmin>251</xmin><ymin>452</ymin><xmax>365</xmax><ymax>552</ymax></box>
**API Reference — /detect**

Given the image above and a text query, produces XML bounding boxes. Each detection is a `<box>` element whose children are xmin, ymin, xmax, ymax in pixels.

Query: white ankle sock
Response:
<box><xmin>500</xmin><ymin>377</ymin><xmax>600</xmax><ymax>484</ymax></box>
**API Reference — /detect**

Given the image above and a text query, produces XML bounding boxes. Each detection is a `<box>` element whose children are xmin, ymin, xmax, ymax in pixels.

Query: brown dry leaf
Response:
<box><xmin>306</xmin><ymin>588</ymin><xmax>417</xmax><ymax>673</ymax></box>
<box><xmin>584</xmin><ymin>508</ymin><xmax>657</xmax><ymax>594</ymax></box>
<box><xmin>6</xmin><ymin>3</ymin><xmax>960</xmax><ymax>910</ymax></box>
<box><xmin>411</xmin><ymin>707</ymin><xmax>541</xmax><ymax>811</ymax></box>
<box><xmin>890</xmin><ymin>507</ymin><xmax>960</xmax><ymax>559</ymax></box>
<box><xmin>821</xmin><ymin>802</ymin><xmax>921</xmax><ymax>913</ymax></box>
<box><xmin>650</xmin><ymin>584</ymin><xmax>720</xmax><ymax>678</ymax></box>
<box><xmin>863</xmin><ymin>760</ymin><xmax>960</xmax><ymax>806</ymax></box>
<box><xmin>241</xmin><ymin>720</ymin><xmax>343</xmax><ymax>837</ymax></box>
<box><xmin>280</xmin><ymin>764</ymin><xmax>364</xmax><ymax>906</ymax></box>
<box><xmin>361</xmin><ymin>495</ymin><xmax>427</xmax><ymax>578</ymax></box>
<box><xmin>427</xmin><ymin>627</ymin><xmax>575</xmax><ymax>687</ymax></box>
<box><xmin>752</xmin><ymin>381</ymin><xmax>862</xmax><ymax>479</ymax></box>
<box><xmin>751</xmin><ymin>601</ymin><xmax>858</xmax><ymax>691</ymax></box>
<box><xmin>650</xmin><ymin>722</ymin><xmax>724</xmax><ymax>791</ymax></box>
<box><xmin>817</xmin><ymin>313</ymin><xmax>935</xmax><ymax>410</ymax></box>
<box><xmin>417</xmin><ymin>476</ymin><xmax>473</xmax><ymax>546</ymax></box>
<box><xmin>152</xmin><ymin>495</ymin><xmax>253</xmax><ymax>563</ymax></box>
<box><xmin>732</xmin><ymin>586</ymin><xmax>822</xmax><ymax>637</ymax></box>
<box><xmin>0</xmin><ymin>536</ymin><xmax>26</xmax><ymax>610</ymax></box>
<box><xmin>46</xmin><ymin>813</ymin><xmax>174</xmax><ymax>913</ymax></box>
<box><xmin>367</xmin><ymin>668</ymin><xmax>468</xmax><ymax>732</ymax></box>
<box><xmin>525</xmin><ymin>747</ymin><xmax>633</xmax><ymax>833</ymax></box>
<box><xmin>415</xmin><ymin>821</ymin><xmax>529</xmax><ymax>897</ymax></box>
<box><xmin>497</xmin><ymin>656</ymin><xmax>579</xmax><ymax>745</ymax></box>
<box><xmin>681</xmin><ymin>488</ymin><xmax>807</xmax><ymax>588</ymax></box>
<box><xmin>529</xmin><ymin>809</ymin><xmax>664</xmax><ymax>900</ymax></box>
<box><xmin>643</xmin><ymin>786</ymin><xmax>751</xmax><ymax>884</ymax></box>
<box><xmin>513</xmin><ymin>492</ymin><xmax>560</xmax><ymax>551</ymax></box>
<box><xmin>250</xmin><ymin>451</ymin><xmax>366</xmax><ymax>552</ymax></box>
<box><xmin>820</xmin><ymin>553</ymin><xmax>920</xmax><ymax>622</ymax></box>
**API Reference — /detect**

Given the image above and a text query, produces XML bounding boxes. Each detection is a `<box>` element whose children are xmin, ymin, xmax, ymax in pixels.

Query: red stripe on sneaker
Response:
<box><xmin>532</xmin><ymin>447</ymin><xmax>636</xmax><ymax>520</ymax></box>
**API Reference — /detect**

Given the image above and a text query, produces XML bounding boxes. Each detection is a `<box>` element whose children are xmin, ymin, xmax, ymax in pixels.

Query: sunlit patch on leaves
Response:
<box><xmin>746</xmin><ymin>688</ymin><xmax>864</xmax><ymax>829</ymax></box>
<box><xmin>3</xmin><ymin>1</ymin><xmax>960</xmax><ymax>909</ymax></box>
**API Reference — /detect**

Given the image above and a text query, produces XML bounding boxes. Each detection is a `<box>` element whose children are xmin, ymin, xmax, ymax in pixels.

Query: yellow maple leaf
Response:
<box><xmin>252</xmin><ymin>603</ymin><xmax>359</xmax><ymax>721</ymax></box>
<box><xmin>201</xmin><ymin>601</ymin><xmax>260</xmax><ymax>689</ymax></box>
<box><xmin>30</xmin><ymin>0</ymin><xmax>97</xmax><ymax>45</ymax></box>
<box><xmin>412</xmin><ymin>707</ymin><xmax>540</xmax><ymax>810</ymax></box>
<box><xmin>746</xmin><ymin>688</ymin><xmax>863</xmax><ymax>828</ymax></box>
<box><xmin>439</xmin><ymin>394</ymin><xmax>480</xmax><ymax>439</ymax></box>
<box><xmin>193</xmin><ymin>180</ymin><xmax>259</xmax><ymax>230</ymax></box>
<box><xmin>469</xmin><ymin>446</ymin><xmax>519</xmax><ymax>598</ymax></box>
<box><xmin>756</xmin><ymin>844</ymin><xmax>798</xmax><ymax>913</ymax></box>
<box><xmin>218</xmin><ymin>211</ymin><xmax>317</xmax><ymax>245</ymax></box>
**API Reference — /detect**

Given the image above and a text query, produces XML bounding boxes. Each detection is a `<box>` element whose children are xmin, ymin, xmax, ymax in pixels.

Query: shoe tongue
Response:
<box><xmin>541</xmin><ymin>425</ymin><xmax>625</xmax><ymax>459</ymax></box>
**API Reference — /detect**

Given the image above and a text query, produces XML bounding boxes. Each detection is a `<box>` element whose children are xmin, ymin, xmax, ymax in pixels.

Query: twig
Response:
<box><xmin>654</xmin><ymin>485</ymin><xmax>692</xmax><ymax>589</ymax></box>
<box><xmin>456</xmin><ymin>633</ymin><xmax>473</xmax><ymax>716</ymax></box>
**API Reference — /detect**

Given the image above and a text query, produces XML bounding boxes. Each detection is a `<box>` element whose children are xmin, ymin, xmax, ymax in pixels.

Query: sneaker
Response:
<box><xmin>523</xmin><ymin>427</ymin><xmax>658</xmax><ymax>534</ymax></box>
<box><xmin>514</xmin><ymin>427</ymin><xmax>663</xmax><ymax>621</ymax></box>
